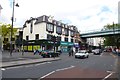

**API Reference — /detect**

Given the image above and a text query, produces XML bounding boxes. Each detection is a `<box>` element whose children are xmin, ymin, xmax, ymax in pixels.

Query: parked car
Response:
<box><xmin>56</xmin><ymin>50</ymin><xmax>62</xmax><ymax>54</ymax></box>
<box><xmin>41</xmin><ymin>50</ymin><xmax>60</xmax><ymax>58</ymax></box>
<box><xmin>75</xmin><ymin>50</ymin><xmax>89</xmax><ymax>59</ymax></box>
<box><xmin>92</xmin><ymin>49</ymin><xmax>101</xmax><ymax>55</ymax></box>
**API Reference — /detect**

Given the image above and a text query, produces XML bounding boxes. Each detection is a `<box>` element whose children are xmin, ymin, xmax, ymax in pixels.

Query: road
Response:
<box><xmin>2</xmin><ymin>52</ymin><xmax>118</xmax><ymax>80</ymax></box>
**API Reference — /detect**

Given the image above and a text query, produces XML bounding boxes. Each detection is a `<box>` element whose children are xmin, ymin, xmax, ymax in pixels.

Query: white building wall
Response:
<box><xmin>68</xmin><ymin>30</ymin><xmax>71</xmax><ymax>42</ymax></box>
<box><xmin>23</xmin><ymin>22</ymin><xmax>46</xmax><ymax>40</ymax></box>
<box><xmin>34</xmin><ymin>22</ymin><xmax>46</xmax><ymax>39</ymax></box>
<box><xmin>23</xmin><ymin>24</ymin><xmax>30</xmax><ymax>40</ymax></box>
<box><xmin>61</xmin><ymin>28</ymin><xmax>65</xmax><ymax>41</ymax></box>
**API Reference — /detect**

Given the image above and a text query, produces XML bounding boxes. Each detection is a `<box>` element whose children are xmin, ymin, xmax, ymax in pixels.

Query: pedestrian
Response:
<box><xmin>72</xmin><ymin>48</ymin><xmax>75</xmax><ymax>56</ymax></box>
<box><xmin>68</xmin><ymin>48</ymin><xmax>71</xmax><ymax>56</ymax></box>
<box><xmin>34</xmin><ymin>49</ymin><xmax>38</xmax><ymax>55</ymax></box>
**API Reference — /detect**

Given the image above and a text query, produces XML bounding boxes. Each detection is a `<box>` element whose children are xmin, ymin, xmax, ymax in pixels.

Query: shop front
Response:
<box><xmin>23</xmin><ymin>39</ymin><xmax>60</xmax><ymax>52</ymax></box>
<box><xmin>60</xmin><ymin>41</ymin><xmax>74</xmax><ymax>53</ymax></box>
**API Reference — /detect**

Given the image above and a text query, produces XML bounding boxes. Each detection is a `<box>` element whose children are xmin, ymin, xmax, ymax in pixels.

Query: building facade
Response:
<box><xmin>23</xmin><ymin>15</ymin><xmax>81</xmax><ymax>52</ymax></box>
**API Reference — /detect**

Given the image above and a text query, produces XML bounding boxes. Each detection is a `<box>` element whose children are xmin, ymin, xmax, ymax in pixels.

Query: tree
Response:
<box><xmin>0</xmin><ymin>23</ymin><xmax>18</xmax><ymax>49</ymax></box>
<box><xmin>103</xmin><ymin>23</ymin><xmax>120</xmax><ymax>46</ymax></box>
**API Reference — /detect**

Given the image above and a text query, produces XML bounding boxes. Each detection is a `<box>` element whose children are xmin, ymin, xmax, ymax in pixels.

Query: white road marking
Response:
<box><xmin>6</xmin><ymin>66</ymin><xmax>23</xmax><ymax>69</ymax></box>
<box><xmin>40</xmin><ymin>71</ymin><xmax>55</xmax><ymax>79</ymax></box>
<box><xmin>102</xmin><ymin>71</ymin><xmax>115</xmax><ymax>80</ymax></box>
<box><xmin>56</xmin><ymin>65</ymin><xmax>75</xmax><ymax>72</ymax></box>
<box><xmin>5</xmin><ymin>62</ymin><xmax>52</xmax><ymax>70</ymax></box>
<box><xmin>47</xmin><ymin>62</ymin><xmax>52</xmax><ymax>63</ymax></box>
<box><xmin>1</xmin><ymin>68</ymin><xmax>5</xmax><ymax>71</ymax></box>
<box><xmin>40</xmin><ymin>65</ymin><xmax>75</xmax><ymax>79</ymax></box>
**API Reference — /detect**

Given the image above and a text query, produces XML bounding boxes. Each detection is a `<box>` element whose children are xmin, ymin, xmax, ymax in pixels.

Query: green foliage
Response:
<box><xmin>0</xmin><ymin>23</ymin><xmax>18</xmax><ymax>45</ymax></box>
<box><xmin>103</xmin><ymin>23</ymin><xmax>120</xmax><ymax>46</ymax></box>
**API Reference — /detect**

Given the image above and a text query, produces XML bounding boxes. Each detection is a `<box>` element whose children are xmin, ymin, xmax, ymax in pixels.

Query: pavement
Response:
<box><xmin>0</xmin><ymin>51</ymin><xmax>61</xmax><ymax>68</ymax></box>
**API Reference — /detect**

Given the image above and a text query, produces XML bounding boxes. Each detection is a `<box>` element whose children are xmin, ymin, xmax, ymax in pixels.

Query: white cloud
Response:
<box><xmin>0</xmin><ymin>0</ymin><xmax>119</xmax><ymax>32</ymax></box>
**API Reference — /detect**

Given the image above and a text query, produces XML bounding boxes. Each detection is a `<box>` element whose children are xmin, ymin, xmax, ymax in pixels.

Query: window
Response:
<box><xmin>64</xmin><ymin>37</ymin><xmax>68</xmax><ymax>42</ymax></box>
<box><xmin>64</xmin><ymin>29</ymin><xmax>69</xmax><ymax>36</ymax></box>
<box><xmin>46</xmin><ymin>23</ymin><xmax>54</xmax><ymax>32</ymax></box>
<box><xmin>30</xmin><ymin>22</ymin><xmax>33</xmax><ymax>33</ymax></box>
<box><xmin>4</xmin><ymin>38</ymin><xmax>8</xmax><ymax>41</ymax></box>
<box><xmin>11</xmin><ymin>38</ymin><xmax>15</xmax><ymax>41</ymax></box>
<box><xmin>71</xmin><ymin>39</ymin><xmax>73</xmax><ymax>42</ymax></box>
<box><xmin>57</xmin><ymin>36</ymin><xmax>61</xmax><ymax>41</ymax></box>
<box><xmin>35</xmin><ymin>34</ymin><xmax>39</xmax><ymax>40</ymax></box>
<box><xmin>56</xmin><ymin>26</ymin><xmax>62</xmax><ymax>34</ymax></box>
<box><xmin>70</xmin><ymin>31</ymin><xmax>74</xmax><ymax>37</ymax></box>
<box><xmin>47</xmin><ymin>34</ymin><xmax>52</xmax><ymax>40</ymax></box>
<box><xmin>26</xmin><ymin>36</ymin><xmax>29</xmax><ymax>40</ymax></box>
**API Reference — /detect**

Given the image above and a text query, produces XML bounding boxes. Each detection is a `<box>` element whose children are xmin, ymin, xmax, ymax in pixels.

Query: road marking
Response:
<box><xmin>1</xmin><ymin>68</ymin><xmax>5</xmax><ymax>71</ymax></box>
<box><xmin>5</xmin><ymin>62</ymin><xmax>52</xmax><ymax>70</ymax></box>
<box><xmin>40</xmin><ymin>65</ymin><xmax>75</xmax><ymax>79</ymax></box>
<box><xmin>56</xmin><ymin>65</ymin><xmax>75</xmax><ymax>72</ymax></box>
<box><xmin>47</xmin><ymin>62</ymin><xmax>52</xmax><ymax>63</ymax></box>
<box><xmin>40</xmin><ymin>71</ymin><xmax>55</xmax><ymax>79</ymax></box>
<box><xmin>6</xmin><ymin>66</ymin><xmax>23</xmax><ymax>69</ymax></box>
<box><xmin>102</xmin><ymin>71</ymin><xmax>115</xmax><ymax>80</ymax></box>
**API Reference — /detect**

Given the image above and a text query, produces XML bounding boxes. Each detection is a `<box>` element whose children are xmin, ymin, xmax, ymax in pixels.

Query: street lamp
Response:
<box><xmin>10</xmin><ymin>0</ymin><xmax>19</xmax><ymax>56</ymax></box>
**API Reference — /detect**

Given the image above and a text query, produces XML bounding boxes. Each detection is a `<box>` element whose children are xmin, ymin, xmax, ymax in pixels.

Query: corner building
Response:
<box><xmin>23</xmin><ymin>15</ymin><xmax>80</xmax><ymax>53</ymax></box>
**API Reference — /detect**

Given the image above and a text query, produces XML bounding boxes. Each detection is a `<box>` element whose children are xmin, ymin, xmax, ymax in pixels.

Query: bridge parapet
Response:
<box><xmin>80</xmin><ymin>29</ymin><xmax>120</xmax><ymax>38</ymax></box>
<box><xmin>81</xmin><ymin>29</ymin><xmax>120</xmax><ymax>35</ymax></box>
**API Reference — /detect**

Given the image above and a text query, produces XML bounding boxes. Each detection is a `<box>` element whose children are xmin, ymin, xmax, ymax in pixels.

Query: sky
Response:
<box><xmin>0</xmin><ymin>0</ymin><xmax>119</xmax><ymax>33</ymax></box>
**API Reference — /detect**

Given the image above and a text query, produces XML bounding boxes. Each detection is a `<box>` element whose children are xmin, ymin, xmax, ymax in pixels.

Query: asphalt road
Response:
<box><xmin>2</xmin><ymin>52</ymin><xmax>118</xmax><ymax>80</ymax></box>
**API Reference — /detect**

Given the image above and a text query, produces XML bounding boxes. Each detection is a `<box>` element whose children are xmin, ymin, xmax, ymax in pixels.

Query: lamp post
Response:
<box><xmin>10</xmin><ymin>0</ymin><xmax>19</xmax><ymax>56</ymax></box>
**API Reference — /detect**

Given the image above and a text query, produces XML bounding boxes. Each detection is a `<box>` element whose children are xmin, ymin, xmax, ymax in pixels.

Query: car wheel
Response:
<box><xmin>75</xmin><ymin>56</ymin><xmax>77</xmax><ymax>58</ymax></box>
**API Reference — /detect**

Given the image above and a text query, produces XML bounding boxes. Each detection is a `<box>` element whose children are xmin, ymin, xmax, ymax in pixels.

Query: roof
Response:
<box><xmin>34</xmin><ymin>15</ymin><xmax>50</xmax><ymax>24</ymax></box>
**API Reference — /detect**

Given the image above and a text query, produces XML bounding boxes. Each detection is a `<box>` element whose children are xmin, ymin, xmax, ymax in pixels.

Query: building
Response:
<box><xmin>87</xmin><ymin>37</ymin><xmax>104</xmax><ymax>49</ymax></box>
<box><xmin>23</xmin><ymin>15</ymin><xmax>81</xmax><ymax>52</ymax></box>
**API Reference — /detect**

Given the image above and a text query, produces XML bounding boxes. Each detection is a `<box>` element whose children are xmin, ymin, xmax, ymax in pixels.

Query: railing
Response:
<box><xmin>81</xmin><ymin>28</ymin><xmax>120</xmax><ymax>34</ymax></box>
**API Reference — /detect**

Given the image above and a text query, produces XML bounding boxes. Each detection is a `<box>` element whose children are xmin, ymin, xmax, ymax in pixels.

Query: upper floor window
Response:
<box><xmin>30</xmin><ymin>22</ymin><xmax>33</xmax><ymax>33</ymax></box>
<box><xmin>35</xmin><ymin>34</ymin><xmax>39</xmax><ymax>40</ymax></box>
<box><xmin>57</xmin><ymin>36</ymin><xmax>61</xmax><ymax>41</ymax></box>
<box><xmin>46</xmin><ymin>23</ymin><xmax>54</xmax><ymax>33</ymax></box>
<box><xmin>4</xmin><ymin>38</ymin><xmax>8</xmax><ymax>41</ymax></box>
<box><xmin>56</xmin><ymin>26</ymin><xmax>62</xmax><ymax>34</ymax></box>
<box><xmin>64</xmin><ymin>29</ymin><xmax>69</xmax><ymax>36</ymax></box>
<box><xmin>26</xmin><ymin>36</ymin><xmax>29</xmax><ymax>40</ymax></box>
<box><xmin>70</xmin><ymin>31</ymin><xmax>74</xmax><ymax>37</ymax></box>
<box><xmin>64</xmin><ymin>37</ymin><xmax>68</xmax><ymax>42</ymax></box>
<box><xmin>47</xmin><ymin>34</ymin><xmax>52</xmax><ymax>40</ymax></box>
<box><xmin>71</xmin><ymin>39</ymin><xmax>73</xmax><ymax>43</ymax></box>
